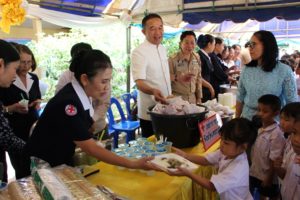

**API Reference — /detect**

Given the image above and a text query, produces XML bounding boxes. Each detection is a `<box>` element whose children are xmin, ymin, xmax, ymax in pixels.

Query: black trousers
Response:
<box><xmin>8</xmin><ymin>152</ymin><xmax>28</xmax><ymax>179</ymax></box>
<box><xmin>139</xmin><ymin>118</ymin><xmax>154</xmax><ymax>138</ymax></box>
<box><xmin>0</xmin><ymin>150</ymin><xmax>7</xmax><ymax>182</ymax></box>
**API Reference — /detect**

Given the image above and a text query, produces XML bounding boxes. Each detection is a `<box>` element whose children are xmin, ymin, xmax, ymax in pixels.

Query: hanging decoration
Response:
<box><xmin>0</xmin><ymin>0</ymin><xmax>27</xmax><ymax>33</ymax></box>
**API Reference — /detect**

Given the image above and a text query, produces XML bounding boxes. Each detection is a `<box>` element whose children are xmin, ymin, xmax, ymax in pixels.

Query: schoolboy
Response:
<box><xmin>280</xmin><ymin>102</ymin><xmax>300</xmax><ymax>200</ymax></box>
<box><xmin>249</xmin><ymin>94</ymin><xmax>286</xmax><ymax>199</ymax></box>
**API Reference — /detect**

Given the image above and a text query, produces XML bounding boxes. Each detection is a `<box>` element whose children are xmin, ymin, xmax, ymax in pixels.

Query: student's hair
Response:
<box><xmin>15</xmin><ymin>44</ymin><xmax>37</xmax><ymax>71</ymax></box>
<box><xmin>70</xmin><ymin>42</ymin><xmax>92</xmax><ymax>58</ymax></box>
<box><xmin>0</xmin><ymin>39</ymin><xmax>20</xmax><ymax>66</ymax></box>
<box><xmin>215</xmin><ymin>37</ymin><xmax>224</xmax><ymax>45</ymax></box>
<box><xmin>180</xmin><ymin>31</ymin><xmax>196</xmax><ymax>42</ymax></box>
<box><xmin>258</xmin><ymin>94</ymin><xmax>281</xmax><ymax>112</ymax></box>
<box><xmin>70</xmin><ymin>49</ymin><xmax>112</xmax><ymax>84</ymax></box>
<box><xmin>69</xmin><ymin>42</ymin><xmax>92</xmax><ymax>71</ymax></box>
<box><xmin>280</xmin><ymin>102</ymin><xmax>300</xmax><ymax>122</ymax></box>
<box><xmin>197</xmin><ymin>34</ymin><xmax>215</xmax><ymax>49</ymax></box>
<box><xmin>246</xmin><ymin>30</ymin><xmax>278</xmax><ymax>72</ymax></box>
<box><xmin>142</xmin><ymin>13</ymin><xmax>162</xmax><ymax>29</ymax></box>
<box><xmin>220</xmin><ymin>118</ymin><xmax>257</xmax><ymax>146</ymax></box>
<box><xmin>232</xmin><ymin>44</ymin><xmax>241</xmax><ymax>49</ymax></box>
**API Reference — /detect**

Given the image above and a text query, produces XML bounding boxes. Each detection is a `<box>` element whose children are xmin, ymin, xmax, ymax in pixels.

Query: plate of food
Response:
<box><xmin>150</xmin><ymin>153</ymin><xmax>198</xmax><ymax>172</ymax></box>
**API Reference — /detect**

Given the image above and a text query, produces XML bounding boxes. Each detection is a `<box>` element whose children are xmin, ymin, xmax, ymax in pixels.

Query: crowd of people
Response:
<box><xmin>0</xmin><ymin>12</ymin><xmax>300</xmax><ymax>200</ymax></box>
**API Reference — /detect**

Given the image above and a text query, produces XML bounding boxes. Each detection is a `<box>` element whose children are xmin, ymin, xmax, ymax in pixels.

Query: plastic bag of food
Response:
<box><xmin>30</xmin><ymin>157</ymin><xmax>75</xmax><ymax>200</ymax></box>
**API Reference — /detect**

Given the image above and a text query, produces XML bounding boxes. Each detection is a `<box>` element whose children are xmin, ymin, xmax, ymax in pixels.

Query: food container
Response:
<box><xmin>220</xmin><ymin>84</ymin><xmax>237</xmax><ymax>95</ymax></box>
<box><xmin>148</xmin><ymin>105</ymin><xmax>207</xmax><ymax>148</ymax></box>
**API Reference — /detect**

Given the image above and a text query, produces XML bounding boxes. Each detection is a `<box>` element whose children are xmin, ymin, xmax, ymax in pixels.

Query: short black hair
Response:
<box><xmin>0</xmin><ymin>39</ymin><xmax>20</xmax><ymax>65</ymax></box>
<box><xmin>220</xmin><ymin>118</ymin><xmax>257</xmax><ymax>146</ymax></box>
<box><xmin>215</xmin><ymin>37</ymin><xmax>224</xmax><ymax>45</ymax></box>
<box><xmin>246</xmin><ymin>30</ymin><xmax>279</xmax><ymax>72</ymax></box>
<box><xmin>280</xmin><ymin>102</ymin><xmax>300</xmax><ymax>122</ymax></box>
<box><xmin>70</xmin><ymin>42</ymin><xmax>92</xmax><ymax>58</ymax></box>
<box><xmin>197</xmin><ymin>34</ymin><xmax>215</xmax><ymax>49</ymax></box>
<box><xmin>258</xmin><ymin>94</ymin><xmax>281</xmax><ymax>112</ymax></box>
<box><xmin>232</xmin><ymin>44</ymin><xmax>241</xmax><ymax>49</ymax></box>
<box><xmin>180</xmin><ymin>31</ymin><xmax>196</xmax><ymax>42</ymax></box>
<box><xmin>142</xmin><ymin>13</ymin><xmax>162</xmax><ymax>29</ymax></box>
<box><xmin>70</xmin><ymin>49</ymin><xmax>112</xmax><ymax>84</ymax></box>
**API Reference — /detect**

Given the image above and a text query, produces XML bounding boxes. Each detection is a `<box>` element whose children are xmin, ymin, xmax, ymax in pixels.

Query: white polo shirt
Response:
<box><xmin>250</xmin><ymin>123</ymin><xmax>286</xmax><ymax>183</ymax></box>
<box><xmin>131</xmin><ymin>40</ymin><xmax>171</xmax><ymax>120</ymax></box>
<box><xmin>281</xmin><ymin>152</ymin><xmax>300</xmax><ymax>200</ymax></box>
<box><xmin>205</xmin><ymin>150</ymin><xmax>253</xmax><ymax>200</ymax></box>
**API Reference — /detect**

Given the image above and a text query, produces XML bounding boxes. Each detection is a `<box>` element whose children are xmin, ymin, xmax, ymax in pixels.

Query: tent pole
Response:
<box><xmin>126</xmin><ymin>25</ymin><xmax>132</xmax><ymax>93</ymax></box>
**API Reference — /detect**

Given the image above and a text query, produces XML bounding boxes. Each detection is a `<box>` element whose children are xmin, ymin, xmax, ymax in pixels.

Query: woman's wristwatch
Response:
<box><xmin>3</xmin><ymin>106</ymin><xmax>12</xmax><ymax>114</ymax></box>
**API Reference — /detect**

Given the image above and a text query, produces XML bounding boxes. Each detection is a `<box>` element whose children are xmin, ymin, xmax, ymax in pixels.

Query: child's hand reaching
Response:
<box><xmin>172</xmin><ymin>147</ymin><xmax>187</xmax><ymax>159</ymax></box>
<box><xmin>167</xmin><ymin>167</ymin><xmax>193</xmax><ymax>177</ymax></box>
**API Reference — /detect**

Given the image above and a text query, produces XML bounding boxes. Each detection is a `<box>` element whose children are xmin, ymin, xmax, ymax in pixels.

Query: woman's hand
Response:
<box><xmin>131</xmin><ymin>157</ymin><xmax>155</xmax><ymax>170</ymax></box>
<box><xmin>177</xmin><ymin>73</ymin><xmax>194</xmax><ymax>83</ymax></box>
<box><xmin>209</xmin><ymin>86</ymin><xmax>215</xmax><ymax>99</ymax></box>
<box><xmin>9</xmin><ymin>103</ymin><xmax>28</xmax><ymax>114</ymax></box>
<box><xmin>29</xmin><ymin>99</ymin><xmax>42</xmax><ymax>110</ymax></box>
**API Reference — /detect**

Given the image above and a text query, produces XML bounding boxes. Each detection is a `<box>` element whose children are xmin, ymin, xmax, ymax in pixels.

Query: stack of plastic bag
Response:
<box><xmin>152</xmin><ymin>96</ymin><xmax>205</xmax><ymax>115</ymax></box>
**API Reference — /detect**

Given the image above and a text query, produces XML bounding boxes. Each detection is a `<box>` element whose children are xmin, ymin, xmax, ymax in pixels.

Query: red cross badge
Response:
<box><xmin>65</xmin><ymin>104</ymin><xmax>77</xmax><ymax>116</ymax></box>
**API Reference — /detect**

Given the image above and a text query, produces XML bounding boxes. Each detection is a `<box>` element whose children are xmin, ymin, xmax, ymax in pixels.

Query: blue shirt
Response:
<box><xmin>237</xmin><ymin>62</ymin><xmax>297</xmax><ymax>120</ymax></box>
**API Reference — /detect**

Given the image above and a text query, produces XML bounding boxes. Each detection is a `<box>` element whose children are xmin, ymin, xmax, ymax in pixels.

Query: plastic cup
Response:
<box><xmin>162</xmin><ymin>141</ymin><xmax>173</xmax><ymax>153</ymax></box>
<box><xmin>137</xmin><ymin>137</ymin><xmax>147</xmax><ymax>145</ymax></box>
<box><xmin>129</xmin><ymin>140</ymin><xmax>137</xmax><ymax>146</ymax></box>
<box><xmin>19</xmin><ymin>99</ymin><xmax>29</xmax><ymax>110</ymax></box>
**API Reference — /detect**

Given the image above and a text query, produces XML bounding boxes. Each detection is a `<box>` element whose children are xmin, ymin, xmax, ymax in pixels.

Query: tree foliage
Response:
<box><xmin>28</xmin><ymin>24</ymin><xmax>180</xmax><ymax>101</ymax></box>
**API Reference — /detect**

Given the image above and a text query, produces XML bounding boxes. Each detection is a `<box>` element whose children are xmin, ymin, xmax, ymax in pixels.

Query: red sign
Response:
<box><xmin>198</xmin><ymin>114</ymin><xmax>221</xmax><ymax>151</ymax></box>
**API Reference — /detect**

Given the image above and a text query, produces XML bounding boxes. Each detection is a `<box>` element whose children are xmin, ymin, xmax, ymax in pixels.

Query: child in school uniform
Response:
<box><xmin>274</xmin><ymin>103</ymin><xmax>299</xmax><ymax>179</ymax></box>
<box><xmin>168</xmin><ymin>118</ymin><xmax>256</xmax><ymax>200</ymax></box>
<box><xmin>249</xmin><ymin>94</ymin><xmax>286</xmax><ymax>200</ymax></box>
<box><xmin>280</xmin><ymin>102</ymin><xmax>300</xmax><ymax>200</ymax></box>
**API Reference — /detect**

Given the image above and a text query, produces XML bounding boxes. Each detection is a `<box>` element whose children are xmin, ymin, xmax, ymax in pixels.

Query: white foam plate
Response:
<box><xmin>150</xmin><ymin>153</ymin><xmax>198</xmax><ymax>172</ymax></box>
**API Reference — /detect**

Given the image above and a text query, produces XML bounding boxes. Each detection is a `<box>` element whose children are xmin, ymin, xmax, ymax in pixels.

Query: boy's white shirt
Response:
<box><xmin>281</xmin><ymin>152</ymin><xmax>300</xmax><ymax>200</ymax></box>
<box><xmin>250</xmin><ymin>123</ymin><xmax>286</xmax><ymax>183</ymax></box>
<box><xmin>282</xmin><ymin>136</ymin><xmax>294</xmax><ymax>170</ymax></box>
<box><xmin>205</xmin><ymin>149</ymin><xmax>253</xmax><ymax>200</ymax></box>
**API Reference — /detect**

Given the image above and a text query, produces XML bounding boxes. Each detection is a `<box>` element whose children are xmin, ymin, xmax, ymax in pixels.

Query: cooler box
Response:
<box><xmin>148</xmin><ymin>106</ymin><xmax>207</xmax><ymax>148</ymax></box>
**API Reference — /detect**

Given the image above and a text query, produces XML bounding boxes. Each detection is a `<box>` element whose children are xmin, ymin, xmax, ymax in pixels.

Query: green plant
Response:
<box><xmin>28</xmin><ymin>24</ymin><xmax>180</xmax><ymax>101</ymax></box>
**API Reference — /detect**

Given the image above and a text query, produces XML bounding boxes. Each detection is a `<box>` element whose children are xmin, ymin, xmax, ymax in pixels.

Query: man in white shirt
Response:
<box><xmin>131</xmin><ymin>13</ymin><xmax>172</xmax><ymax>137</ymax></box>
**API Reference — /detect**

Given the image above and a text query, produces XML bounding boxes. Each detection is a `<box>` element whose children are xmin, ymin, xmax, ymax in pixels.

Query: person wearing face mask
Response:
<box><xmin>197</xmin><ymin>34</ymin><xmax>216</xmax><ymax>102</ymax></box>
<box><xmin>168</xmin><ymin>31</ymin><xmax>214</xmax><ymax>104</ymax></box>
<box><xmin>21</xmin><ymin>50</ymin><xmax>154</xmax><ymax>178</ymax></box>
<box><xmin>0</xmin><ymin>40</ymin><xmax>25</xmax><ymax>182</ymax></box>
<box><xmin>0</xmin><ymin>44</ymin><xmax>41</xmax><ymax>179</ymax></box>
<box><xmin>131</xmin><ymin>13</ymin><xmax>172</xmax><ymax>138</ymax></box>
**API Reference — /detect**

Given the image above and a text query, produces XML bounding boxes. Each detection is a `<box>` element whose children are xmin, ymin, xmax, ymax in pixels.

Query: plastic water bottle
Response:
<box><xmin>253</xmin><ymin>187</ymin><xmax>260</xmax><ymax>200</ymax></box>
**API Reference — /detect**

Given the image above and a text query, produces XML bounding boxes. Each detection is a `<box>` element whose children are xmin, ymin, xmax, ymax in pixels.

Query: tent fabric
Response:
<box><xmin>27</xmin><ymin>4</ymin><xmax>118</xmax><ymax>28</ymax></box>
<box><xmin>183</xmin><ymin>0</ymin><xmax>300</xmax><ymax>23</ymax></box>
<box><xmin>33</xmin><ymin>0</ymin><xmax>112</xmax><ymax>17</ymax></box>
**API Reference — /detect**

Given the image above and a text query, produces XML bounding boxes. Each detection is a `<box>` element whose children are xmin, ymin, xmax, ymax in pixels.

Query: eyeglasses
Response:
<box><xmin>20</xmin><ymin>60</ymin><xmax>32</xmax><ymax>66</ymax></box>
<box><xmin>248</xmin><ymin>41</ymin><xmax>257</xmax><ymax>49</ymax></box>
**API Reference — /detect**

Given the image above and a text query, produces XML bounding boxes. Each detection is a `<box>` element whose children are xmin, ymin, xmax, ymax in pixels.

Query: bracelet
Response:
<box><xmin>3</xmin><ymin>106</ymin><xmax>12</xmax><ymax>114</ymax></box>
